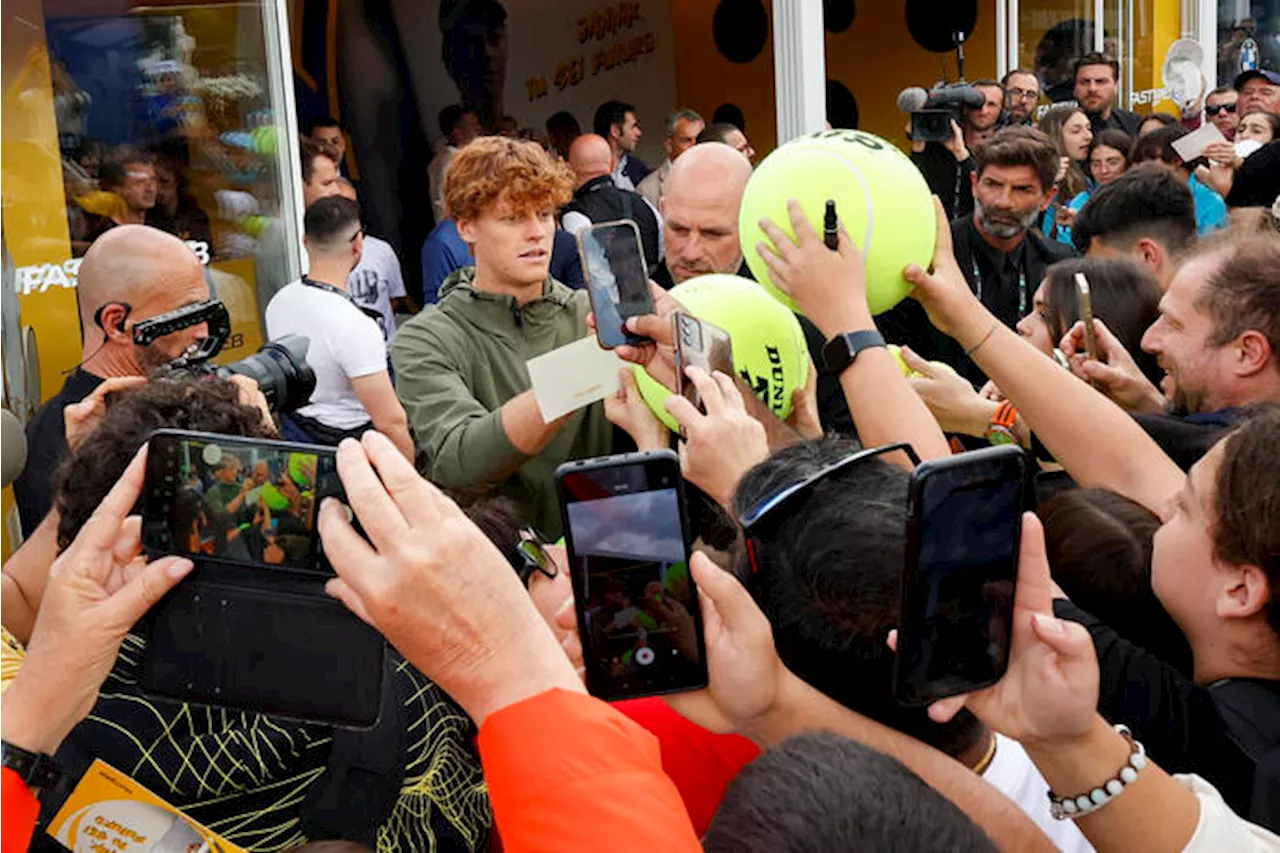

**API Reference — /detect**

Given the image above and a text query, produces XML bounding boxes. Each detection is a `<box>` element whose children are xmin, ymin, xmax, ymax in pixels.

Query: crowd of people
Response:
<box><xmin>4</xmin><ymin>51</ymin><xmax>1280</xmax><ymax>853</ymax></box>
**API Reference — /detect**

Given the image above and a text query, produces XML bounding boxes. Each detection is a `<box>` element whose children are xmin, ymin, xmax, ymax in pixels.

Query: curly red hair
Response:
<box><xmin>444</xmin><ymin>136</ymin><xmax>574</xmax><ymax>221</ymax></box>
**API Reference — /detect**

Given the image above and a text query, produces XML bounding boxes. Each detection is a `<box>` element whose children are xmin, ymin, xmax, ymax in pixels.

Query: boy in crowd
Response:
<box><xmin>392</xmin><ymin>137</ymin><xmax>612</xmax><ymax>538</ymax></box>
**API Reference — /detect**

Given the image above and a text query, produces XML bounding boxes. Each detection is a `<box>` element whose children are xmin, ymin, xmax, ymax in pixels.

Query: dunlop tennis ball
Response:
<box><xmin>739</xmin><ymin>129</ymin><xmax>936</xmax><ymax>316</ymax></box>
<box><xmin>634</xmin><ymin>274</ymin><xmax>810</xmax><ymax>431</ymax></box>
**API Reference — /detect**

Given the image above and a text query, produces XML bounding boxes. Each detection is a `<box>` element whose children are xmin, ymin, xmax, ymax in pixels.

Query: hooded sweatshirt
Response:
<box><xmin>392</xmin><ymin>267</ymin><xmax>612</xmax><ymax>537</ymax></box>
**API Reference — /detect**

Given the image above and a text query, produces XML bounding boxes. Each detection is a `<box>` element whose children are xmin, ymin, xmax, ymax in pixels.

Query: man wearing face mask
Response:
<box><xmin>13</xmin><ymin>226</ymin><xmax>214</xmax><ymax>535</ymax></box>
<box><xmin>881</xmin><ymin>127</ymin><xmax>1076</xmax><ymax>384</ymax></box>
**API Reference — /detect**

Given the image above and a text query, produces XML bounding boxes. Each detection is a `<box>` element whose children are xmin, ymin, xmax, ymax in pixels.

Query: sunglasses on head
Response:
<box><xmin>510</xmin><ymin>529</ymin><xmax>557</xmax><ymax>587</ymax></box>
<box><xmin>1206</xmin><ymin>103</ymin><xmax>1237</xmax><ymax>116</ymax></box>
<box><xmin>739</xmin><ymin>442</ymin><xmax>921</xmax><ymax>574</ymax></box>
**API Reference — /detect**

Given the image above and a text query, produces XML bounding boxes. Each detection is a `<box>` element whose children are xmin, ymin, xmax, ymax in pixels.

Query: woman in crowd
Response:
<box><xmin>1038</xmin><ymin>106</ymin><xmax>1093</xmax><ymax>243</ymax></box>
<box><xmin>1138</xmin><ymin>111</ymin><xmax>1178</xmax><ymax>137</ymax></box>
<box><xmin>1237</xmin><ymin>110</ymin><xmax>1280</xmax><ymax>145</ymax></box>
<box><xmin>907</xmin><ymin>256</ymin><xmax>1162</xmax><ymax>448</ymax></box>
<box><xmin>1197</xmin><ymin>110</ymin><xmax>1280</xmax><ymax>196</ymax></box>
<box><xmin>1065</xmin><ymin>129</ymin><xmax>1133</xmax><ymax>222</ymax></box>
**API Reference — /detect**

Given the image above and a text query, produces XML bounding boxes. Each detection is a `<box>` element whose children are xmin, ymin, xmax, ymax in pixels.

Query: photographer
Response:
<box><xmin>30</xmin><ymin>374</ymin><xmax>490</xmax><ymax>852</ymax></box>
<box><xmin>909</xmin><ymin>80</ymin><xmax>1005</xmax><ymax>221</ymax></box>
<box><xmin>13</xmin><ymin>226</ymin><xmax>211</xmax><ymax>536</ymax></box>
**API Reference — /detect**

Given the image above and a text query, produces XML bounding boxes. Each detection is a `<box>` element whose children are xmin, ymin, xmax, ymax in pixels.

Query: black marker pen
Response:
<box><xmin>823</xmin><ymin>199</ymin><xmax>839</xmax><ymax>251</ymax></box>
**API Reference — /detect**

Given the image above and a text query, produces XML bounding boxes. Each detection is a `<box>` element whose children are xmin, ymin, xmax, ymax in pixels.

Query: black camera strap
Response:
<box><xmin>301</xmin><ymin>276</ymin><xmax>386</xmax><ymax>330</ymax></box>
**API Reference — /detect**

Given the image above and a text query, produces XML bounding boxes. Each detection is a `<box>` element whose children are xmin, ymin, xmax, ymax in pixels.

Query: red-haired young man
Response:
<box><xmin>392</xmin><ymin>137</ymin><xmax>612</xmax><ymax>537</ymax></box>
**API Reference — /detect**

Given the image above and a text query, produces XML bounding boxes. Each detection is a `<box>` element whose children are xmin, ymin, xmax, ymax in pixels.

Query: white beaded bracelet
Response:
<box><xmin>1048</xmin><ymin>724</ymin><xmax>1148</xmax><ymax>820</ymax></box>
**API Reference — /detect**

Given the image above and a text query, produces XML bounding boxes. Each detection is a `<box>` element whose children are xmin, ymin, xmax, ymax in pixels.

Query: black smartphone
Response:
<box><xmin>893</xmin><ymin>446</ymin><xmax>1028</xmax><ymax>706</ymax></box>
<box><xmin>673</xmin><ymin>312</ymin><xmax>734</xmax><ymax>413</ymax></box>
<box><xmin>556</xmin><ymin>450</ymin><xmax>708</xmax><ymax>700</ymax></box>
<box><xmin>143</xmin><ymin>429</ymin><xmax>345</xmax><ymax>576</ymax></box>
<box><xmin>139</xmin><ymin>429</ymin><xmax>384</xmax><ymax>728</ymax></box>
<box><xmin>578</xmin><ymin>219</ymin><xmax>654</xmax><ymax>349</ymax></box>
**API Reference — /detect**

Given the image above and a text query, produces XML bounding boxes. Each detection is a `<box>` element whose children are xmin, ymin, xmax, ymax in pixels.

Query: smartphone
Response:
<box><xmin>578</xmin><ymin>219</ymin><xmax>654</xmax><ymax>349</ymax></box>
<box><xmin>143</xmin><ymin>429</ymin><xmax>345</xmax><ymax>576</ymax></box>
<box><xmin>1074</xmin><ymin>272</ymin><xmax>1100</xmax><ymax>362</ymax></box>
<box><xmin>673</xmin><ymin>312</ymin><xmax>734</xmax><ymax>413</ymax></box>
<box><xmin>893</xmin><ymin>446</ymin><xmax>1028</xmax><ymax>706</ymax></box>
<box><xmin>556</xmin><ymin>450</ymin><xmax>707</xmax><ymax>700</ymax></box>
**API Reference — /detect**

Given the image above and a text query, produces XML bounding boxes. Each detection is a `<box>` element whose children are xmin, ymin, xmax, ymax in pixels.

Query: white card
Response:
<box><xmin>526</xmin><ymin>335</ymin><xmax>624</xmax><ymax>421</ymax></box>
<box><xmin>1171</xmin><ymin>122</ymin><xmax>1225</xmax><ymax>163</ymax></box>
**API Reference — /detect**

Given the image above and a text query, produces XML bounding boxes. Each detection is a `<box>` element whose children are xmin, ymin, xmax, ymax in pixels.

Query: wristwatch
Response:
<box><xmin>1</xmin><ymin>740</ymin><xmax>62</xmax><ymax>790</ymax></box>
<box><xmin>822</xmin><ymin>330</ymin><xmax>886</xmax><ymax>375</ymax></box>
<box><xmin>985</xmin><ymin>401</ymin><xmax>1019</xmax><ymax>446</ymax></box>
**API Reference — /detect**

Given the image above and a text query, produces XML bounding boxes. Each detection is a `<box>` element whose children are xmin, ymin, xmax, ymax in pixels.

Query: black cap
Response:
<box><xmin>1233</xmin><ymin>69</ymin><xmax>1280</xmax><ymax>90</ymax></box>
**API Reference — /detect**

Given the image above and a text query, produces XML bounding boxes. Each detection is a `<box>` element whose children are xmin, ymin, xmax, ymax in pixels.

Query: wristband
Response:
<box><xmin>1048</xmin><ymin>724</ymin><xmax>1147</xmax><ymax>820</ymax></box>
<box><xmin>985</xmin><ymin>401</ymin><xmax>1018</xmax><ymax>446</ymax></box>
<box><xmin>1</xmin><ymin>740</ymin><xmax>62</xmax><ymax>790</ymax></box>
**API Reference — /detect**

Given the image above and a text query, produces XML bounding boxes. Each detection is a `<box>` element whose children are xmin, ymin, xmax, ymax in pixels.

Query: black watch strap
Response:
<box><xmin>1</xmin><ymin>740</ymin><xmax>62</xmax><ymax>789</ymax></box>
<box><xmin>821</xmin><ymin>329</ymin><xmax>886</xmax><ymax>375</ymax></box>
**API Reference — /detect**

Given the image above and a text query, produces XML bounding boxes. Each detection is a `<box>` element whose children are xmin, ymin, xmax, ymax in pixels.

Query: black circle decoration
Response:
<box><xmin>713</xmin><ymin>0</ymin><xmax>769</xmax><ymax>64</ymax></box>
<box><xmin>713</xmin><ymin>103</ymin><xmax>747</xmax><ymax>132</ymax></box>
<box><xmin>824</xmin><ymin>0</ymin><xmax>856</xmax><ymax>34</ymax></box>
<box><xmin>905</xmin><ymin>0</ymin><xmax>978</xmax><ymax>54</ymax></box>
<box><xmin>825</xmin><ymin>80</ymin><xmax>859</xmax><ymax>129</ymax></box>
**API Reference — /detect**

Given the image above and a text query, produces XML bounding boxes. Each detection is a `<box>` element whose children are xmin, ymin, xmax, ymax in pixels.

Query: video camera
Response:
<box><xmin>134</xmin><ymin>299</ymin><xmax>316</xmax><ymax>412</ymax></box>
<box><xmin>898</xmin><ymin>83</ymin><xmax>987</xmax><ymax>144</ymax></box>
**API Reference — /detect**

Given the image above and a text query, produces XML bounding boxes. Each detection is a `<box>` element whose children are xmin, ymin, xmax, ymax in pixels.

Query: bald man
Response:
<box><xmin>650</xmin><ymin>141</ymin><xmax>753</xmax><ymax>288</ymax></box>
<box><xmin>14</xmin><ymin>225</ymin><xmax>212</xmax><ymax>534</ymax></box>
<box><xmin>653</xmin><ymin>142</ymin><xmax>855</xmax><ymax>434</ymax></box>
<box><xmin>561</xmin><ymin>134</ymin><xmax>663</xmax><ymax>270</ymax></box>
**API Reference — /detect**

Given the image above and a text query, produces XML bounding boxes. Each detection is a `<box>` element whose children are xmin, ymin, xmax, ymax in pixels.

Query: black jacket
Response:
<box><xmin>911</xmin><ymin>144</ymin><xmax>975</xmax><ymax>222</ymax></box>
<box><xmin>14</xmin><ymin>368</ymin><xmax>103</xmax><ymax>535</ymax></box>
<box><xmin>877</xmin><ymin>216</ymin><xmax>1076</xmax><ymax>384</ymax></box>
<box><xmin>563</xmin><ymin>175</ymin><xmax>661</xmax><ymax>272</ymax></box>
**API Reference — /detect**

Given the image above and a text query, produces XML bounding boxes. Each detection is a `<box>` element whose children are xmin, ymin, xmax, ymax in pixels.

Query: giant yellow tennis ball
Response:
<box><xmin>634</xmin><ymin>274</ymin><xmax>810</xmax><ymax>431</ymax></box>
<box><xmin>739</xmin><ymin>129</ymin><xmax>936</xmax><ymax>316</ymax></box>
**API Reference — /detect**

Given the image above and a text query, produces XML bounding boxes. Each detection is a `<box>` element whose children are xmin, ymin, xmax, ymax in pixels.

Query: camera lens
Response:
<box><xmin>217</xmin><ymin>335</ymin><xmax>316</xmax><ymax>413</ymax></box>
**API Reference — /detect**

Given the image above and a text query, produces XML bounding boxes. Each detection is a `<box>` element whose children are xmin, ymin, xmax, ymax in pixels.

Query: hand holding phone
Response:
<box><xmin>1073</xmin><ymin>273</ymin><xmax>1100</xmax><ymax>363</ymax></box>
<box><xmin>893</xmin><ymin>446</ymin><xmax>1028</xmax><ymax>706</ymax></box>
<box><xmin>673</xmin><ymin>312</ymin><xmax>734</xmax><ymax>414</ymax></box>
<box><xmin>557</xmin><ymin>451</ymin><xmax>707</xmax><ymax>700</ymax></box>
<box><xmin>578</xmin><ymin>220</ymin><xmax>655</xmax><ymax>350</ymax></box>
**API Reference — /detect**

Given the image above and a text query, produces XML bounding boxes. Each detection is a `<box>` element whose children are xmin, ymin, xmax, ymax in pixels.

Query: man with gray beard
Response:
<box><xmin>881</xmin><ymin>126</ymin><xmax>1076</xmax><ymax>384</ymax></box>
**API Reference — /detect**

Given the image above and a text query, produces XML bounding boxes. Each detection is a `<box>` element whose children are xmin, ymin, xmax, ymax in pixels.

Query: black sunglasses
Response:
<box><xmin>510</xmin><ymin>529</ymin><xmax>558</xmax><ymax>587</ymax></box>
<box><xmin>1206</xmin><ymin>103</ymin><xmax>1237</xmax><ymax>116</ymax></box>
<box><xmin>739</xmin><ymin>442</ymin><xmax>921</xmax><ymax>574</ymax></box>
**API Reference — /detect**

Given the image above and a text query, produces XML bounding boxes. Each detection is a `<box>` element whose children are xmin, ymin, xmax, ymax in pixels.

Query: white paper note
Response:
<box><xmin>526</xmin><ymin>335</ymin><xmax>624</xmax><ymax>421</ymax></box>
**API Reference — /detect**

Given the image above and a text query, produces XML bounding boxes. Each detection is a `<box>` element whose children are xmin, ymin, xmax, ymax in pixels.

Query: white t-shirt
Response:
<box><xmin>264</xmin><ymin>281</ymin><xmax>387</xmax><ymax>429</ymax></box>
<box><xmin>983</xmin><ymin>734</ymin><xmax>1094</xmax><ymax>853</ymax></box>
<box><xmin>347</xmin><ymin>235</ymin><xmax>406</xmax><ymax>349</ymax></box>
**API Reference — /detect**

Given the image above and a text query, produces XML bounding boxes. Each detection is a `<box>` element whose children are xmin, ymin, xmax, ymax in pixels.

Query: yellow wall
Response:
<box><xmin>670</xmin><ymin>1</ymin><xmax>1000</xmax><ymax>155</ymax></box>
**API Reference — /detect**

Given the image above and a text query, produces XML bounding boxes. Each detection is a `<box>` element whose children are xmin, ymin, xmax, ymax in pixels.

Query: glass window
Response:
<box><xmin>5</xmin><ymin>0</ymin><xmax>300</xmax><ymax>395</ymax></box>
<box><xmin>1218</xmin><ymin>2</ymin><xmax>1280</xmax><ymax>83</ymax></box>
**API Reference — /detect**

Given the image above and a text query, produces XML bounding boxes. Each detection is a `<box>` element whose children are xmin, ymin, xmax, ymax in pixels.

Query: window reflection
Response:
<box><xmin>46</xmin><ymin>7</ymin><xmax>285</xmax><ymax>270</ymax></box>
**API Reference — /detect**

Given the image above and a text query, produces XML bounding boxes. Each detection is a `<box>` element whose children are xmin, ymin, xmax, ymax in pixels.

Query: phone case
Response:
<box><xmin>576</xmin><ymin>219</ymin><xmax>653</xmax><ymax>350</ymax></box>
<box><xmin>893</xmin><ymin>446</ymin><xmax>1027</xmax><ymax>706</ymax></box>
<box><xmin>554</xmin><ymin>451</ymin><xmax>709</xmax><ymax>701</ymax></box>
<box><xmin>139</xmin><ymin>575</ymin><xmax>386</xmax><ymax>728</ymax></box>
<box><xmin>674</xmin><ymin>313</ymin><xmax>734</xmax><ymax>412</ymax></box>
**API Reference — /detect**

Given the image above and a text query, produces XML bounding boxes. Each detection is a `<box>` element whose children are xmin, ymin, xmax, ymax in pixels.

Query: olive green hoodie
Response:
<box><xmin>391</xmin><ymin>267</ymin><xmax>613</xmax><ymax>538</ymax></box>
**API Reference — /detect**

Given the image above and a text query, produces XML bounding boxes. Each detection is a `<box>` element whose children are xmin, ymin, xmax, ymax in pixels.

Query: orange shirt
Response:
<box><xmin>477</xmin><ymin>689</ymin><xmax>702</xmax><ymax>852</ymax></box>
<box><xmin>2</xmin><ymin>766</ymin><xmax>39</xmax><ymax>853</ymax></box>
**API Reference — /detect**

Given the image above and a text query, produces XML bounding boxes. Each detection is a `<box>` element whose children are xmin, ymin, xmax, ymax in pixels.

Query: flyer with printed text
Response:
<box><xmin>48</xmin><ymin>760</ymin><xmax>244</xmax><ymax>853</ymax></box>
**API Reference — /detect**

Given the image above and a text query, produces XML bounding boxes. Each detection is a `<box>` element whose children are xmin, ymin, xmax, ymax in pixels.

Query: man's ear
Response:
<box><xmin>1039</xmin><ymin>192</ymin><xmax>1053</xmax><ymax>213</ymax></box>
<box><xmin>97</xmin><ymin>302</ymin><xmax>132</xmax><ymax>341</ymax></box>
<box><xmin>969</xmin><ymin>170</ymin><xmax>979</xmax><ymax>193</ymax></box>
<box><xmin>1215</xmin><ymin>563</ymin><xmax>1273</xmax><ymax>622</ymax></box>
<box><xmin>1234</xmin><ymin>329</ymin><xmax>1274</xmax><ymax>378</ymax></box>
<box><xmin>1133</xmin><ymin>237</ymin><xmax>1164</xmax><ymax>276</ymax></box>
<box><xmin>456</xmin><ymin>217</ymin><xmax>477</xmax><ymax>244</ymax></box>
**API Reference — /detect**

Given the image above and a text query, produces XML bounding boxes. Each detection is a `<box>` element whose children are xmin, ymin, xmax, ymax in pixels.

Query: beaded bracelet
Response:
<box><xmin>1048</xmin><ymin>724</ymin><xmax>1148</xmax><ymax>820</ymax></box>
